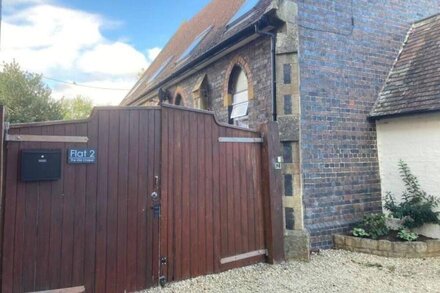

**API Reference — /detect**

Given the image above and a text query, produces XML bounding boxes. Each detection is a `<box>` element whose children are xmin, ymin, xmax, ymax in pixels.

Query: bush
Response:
<box><xmin>354</xmin><ymin>214</ymin><xmax>389</xmax><ymax>240</ymax></box>
<box><xmin>385</xmin><ymin>160</ymin><xmax>440</xmax><ymax>229</ymax></box>
<box><xmin>397</xmin><ymin>229</ymin><xmax>418</xmax><ymax>242</ymax></box>
<box><xmin>352</xmin><ymin>228</ymin><xmax>369</xmax><ymax>238</ymax></box>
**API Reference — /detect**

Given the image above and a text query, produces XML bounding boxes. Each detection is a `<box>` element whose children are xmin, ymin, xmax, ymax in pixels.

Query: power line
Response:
<box><xmin>42</xmin><ymin>76</ymin><xmax>131</xmax><ymax>91</ymax></box>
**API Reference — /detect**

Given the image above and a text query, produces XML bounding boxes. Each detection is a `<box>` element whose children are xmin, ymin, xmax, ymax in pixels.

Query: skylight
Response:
<box><xmin>147</xmin><ymin>56</ymin><xmax>174</xmax><ymax>84</ymax></box>
<box><xmin>177</xmin><ymin>26</ymin><xmax>213</xmax><ymax>62</ymax></box>
<box><xmin>227</xmin><ymin>0</ymin><xmax>259</xmax><ymax>26</ymax></box>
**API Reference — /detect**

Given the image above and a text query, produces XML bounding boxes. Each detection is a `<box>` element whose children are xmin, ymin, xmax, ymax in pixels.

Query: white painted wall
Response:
<box><xmin>376</xmin><ymin>112</ymin><xmax>440</xmax><ymax>239</ymax></box>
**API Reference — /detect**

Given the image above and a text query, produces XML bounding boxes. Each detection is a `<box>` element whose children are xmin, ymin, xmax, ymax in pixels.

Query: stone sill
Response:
<box><xmin>334</xmin><ymin>234</ymin><xmax>440</xmax><ymax>258</ymax></box>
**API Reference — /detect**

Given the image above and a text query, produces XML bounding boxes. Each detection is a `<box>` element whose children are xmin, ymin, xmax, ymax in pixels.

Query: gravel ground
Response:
<box><xmin>144</xmin><ymin>249</ymin><xmax>440</xmax><ymax>293</ymax></box>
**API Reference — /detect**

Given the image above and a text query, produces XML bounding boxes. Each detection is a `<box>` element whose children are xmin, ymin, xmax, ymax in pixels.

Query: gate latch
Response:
<box><xmin>160</xmin><ymin>256</ymin><xmax>167</xmax><ymax>265</ymax></box>
<box><xmin>151</xmin><ymin>204</ymin><xmax>161</xmax><ymax>217</ymax></box>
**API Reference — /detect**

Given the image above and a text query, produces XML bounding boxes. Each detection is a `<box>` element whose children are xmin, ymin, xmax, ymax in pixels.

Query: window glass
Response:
<box><xmin>178</xmin><ymin>26</ymin><xmax>212</xmax><ymax>62</ymax></box>
<box><xmin>148</xmin><ymin>56</ymin><xmax>174</xmax><ymax>84</ymax></box>
<box><xmin>229</xmin><ymin>67</ymin><xmax>249</xmax><ymax>127</ymax></box>
<box><xmin>227</xmin><ymin>0</ymin><xmax>259</xmax><ymax>26</ymax></box>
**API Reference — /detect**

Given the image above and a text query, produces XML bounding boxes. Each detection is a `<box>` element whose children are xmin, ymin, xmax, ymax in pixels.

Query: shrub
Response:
<box><xmin>385</xmin><ymin>160</ymin><xmax>440</xmax><ymax>229</ymax></box>
<box><xmin>352</xmin><ymin>228</ymin><xmax>369</xmax><ymax>238</ymax></box>
<box><xmin>397</xmin><ymin>229</ymin><xmax>418</xmax><ymax>242</ymax></box>
<box><xmin>355</xmin><ymin>214</ymin><xmax>389</xmax><ymax>240</ymax></box>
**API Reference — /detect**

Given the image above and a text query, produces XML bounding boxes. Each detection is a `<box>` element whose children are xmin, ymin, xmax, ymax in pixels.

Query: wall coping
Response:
<box><xmin>334</xmin><ymin>235</ymin><xmax>440</xmax><ymax>258</ymax></box>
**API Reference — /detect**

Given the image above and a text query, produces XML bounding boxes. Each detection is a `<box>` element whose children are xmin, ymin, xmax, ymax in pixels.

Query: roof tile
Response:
<box><xmin>370</xmin><ymin>14</ymin><xmax>440</xmax><ymax>118</ymax></box>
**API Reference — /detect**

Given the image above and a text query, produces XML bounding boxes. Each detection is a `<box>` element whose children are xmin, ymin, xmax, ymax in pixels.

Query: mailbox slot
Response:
<box><xmin>21</xmin><ymin>149</ymin><xmax>62</xmax><ymax>182</ymax></box>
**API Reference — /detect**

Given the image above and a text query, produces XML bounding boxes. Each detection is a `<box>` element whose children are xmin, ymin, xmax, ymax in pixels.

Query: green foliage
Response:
<box><xmin>356</xmin><ymin>214</ymin><xmax>389</xmax><ymax>240</ymax></box>
<box><xmin>60</xmin><ymin>95</ymin><xmax>94</xmax><ymax>120</ymax></box>
<box><xmin>0</xmin><ymin>61</ymin><xmax>63</xmax><ymax>123</ymax></box>
<box><xmin>385</xmin><ymin>160</ymin><xmax>440</xmax><ymax>229</ymax></box>
<box><xmin>352</xmin><ymin>228</ymin><xmax>370</xmax><ymax>238</ymax></box>
<box><xmin>397</xmin><ymin>229</ymin><xmax>419</xmax><ymax>242</ymax></box>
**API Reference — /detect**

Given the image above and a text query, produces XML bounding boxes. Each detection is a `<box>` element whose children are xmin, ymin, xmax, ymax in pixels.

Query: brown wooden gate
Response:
<box><xmin>0</xmin><ymin>105</ymin><xmax>283</xmax><ymax>293</ymax></box>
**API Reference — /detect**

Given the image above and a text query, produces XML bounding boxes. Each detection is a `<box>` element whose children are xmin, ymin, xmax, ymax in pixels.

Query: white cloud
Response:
<box><xmin>77</xmin><ymin>42</ymin><xmax>149</xmax><ymax>75</ymax></box>
<box><xmin>52</xmin><ymin>79</ymin><xmax>134</xmax><ymax>106</ymax></box>
<box><xmin>147</xmin><ymin>47</ymin><xmax>162</xmax><ymax>61</ymax></box>
<box><xmin>0</xmin><ymin>2</ymin><xmax>160</xmax><ymax>106</ymax></box>
<box><xmin>3</xmin><ymin>0</ymin><xmax>46</xmax><ymax>6</ymax></box>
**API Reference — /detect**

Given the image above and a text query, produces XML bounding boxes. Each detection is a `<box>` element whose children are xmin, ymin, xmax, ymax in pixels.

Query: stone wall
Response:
<box><xmin>334</xmin><ymin>235</ymin><xmax>440</xmax><ymax>258</ymax></box>
<box><xmin>295</xmin><ymin>0</ymin><xmax>440</xmax><ymax>248</ymax></box>
<box><xmin>162</xmin><ymin>37</ymin><xmax>273</xmax><ymax>130</ymax></box>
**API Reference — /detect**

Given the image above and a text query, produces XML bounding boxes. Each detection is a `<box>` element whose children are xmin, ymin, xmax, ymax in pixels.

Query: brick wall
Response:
<box><xmin>165</xmin><ymin>37</ymin><xmax>272</xmax><ymax>129</ymax></box>
<box><xmin>295</xmin><ymin>0</ymin><xmax>440</xmax><ymax>248</ymax></box>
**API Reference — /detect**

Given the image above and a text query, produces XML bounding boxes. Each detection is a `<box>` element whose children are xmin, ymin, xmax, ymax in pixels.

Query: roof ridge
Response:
<box><xmin>412</xmin><ymin>13</ymin><xmax>440</xmax><ymax>28</ymax></box>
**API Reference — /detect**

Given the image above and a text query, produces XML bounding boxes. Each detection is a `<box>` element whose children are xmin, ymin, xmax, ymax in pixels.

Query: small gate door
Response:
<box><xmin>1</xmin><ymin>108</ymin><xmax>161</xmax><ymax>293</ymax></box>
<box><xmin>159</xmin><ymin>105</ymin><xmax>282</xmax><ymax>284</ymax></box>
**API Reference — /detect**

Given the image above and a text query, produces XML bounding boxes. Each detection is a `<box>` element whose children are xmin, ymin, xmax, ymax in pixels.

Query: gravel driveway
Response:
<box><xmin>144</xmin><ymin>249</ymin><xmax>440</xmax><ymax>293</ymax></box>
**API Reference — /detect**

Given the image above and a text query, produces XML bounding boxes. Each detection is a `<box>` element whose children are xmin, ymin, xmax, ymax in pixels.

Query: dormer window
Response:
<box><xmin>227</xmin><ymin>0</ymin><xmax>259</xmax><ymax>28</ymax></box>
<box><xmin>177</xmin><ymin>26</ymin><xmax>213</xmax><ymax>63</ymax></box>
<box><xmin>147</xmin><ymin>56</ymin><xmax>174</xmax><ymax>84</ymax></box>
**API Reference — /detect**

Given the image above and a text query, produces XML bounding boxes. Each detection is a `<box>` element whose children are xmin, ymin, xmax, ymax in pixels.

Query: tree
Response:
<box><xmin>60</xmin><ymin>95</ymin><xmax>94</xmax><ymax>120</ymax></box>
<box><xmin>0</xmin><ymin>61</ymin><xmax>64</xmax><ymax>123</ymax></box>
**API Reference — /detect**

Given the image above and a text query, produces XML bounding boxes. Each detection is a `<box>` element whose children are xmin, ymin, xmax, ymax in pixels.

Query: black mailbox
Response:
<box><xmin>21</xmin><ymin>150</ymin><xmax>62</xmax><ymax>182</ymax></box>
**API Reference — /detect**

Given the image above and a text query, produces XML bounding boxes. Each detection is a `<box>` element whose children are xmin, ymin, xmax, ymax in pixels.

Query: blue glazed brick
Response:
<box><xmin>285</xmin><ymin>207</ymin><xmax>295</xmax><ymax>230</ymax></box>
<box><xmin>284</xmin><ymin>95</ymin><xmax>292</xmax><ymax>114</ymax></box>
<box><xmin>284</xmin><ymin>174</ymin><xmax>293</xmax><ymax>196</ymax></box>
<box><xmin>282</xmin><ymin>142</ymin><xmax>293</xmax><ymax>163</ymax></box>
<box><xmin>283</xmin><ymin>64</ymin><xmax>291</xmax><ymax>84</ymax></box>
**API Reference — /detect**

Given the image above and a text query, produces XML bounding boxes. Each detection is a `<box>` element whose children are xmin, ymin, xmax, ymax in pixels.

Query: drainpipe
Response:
<box><xmin>255</xmin><ymin>23</ymin><xmax>277</xmax><ymax>122</ymax></box>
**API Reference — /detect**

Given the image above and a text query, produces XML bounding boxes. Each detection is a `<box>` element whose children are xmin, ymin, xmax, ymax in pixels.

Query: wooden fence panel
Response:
<box><xmin>1</xmin><ymin>108</ymin><xmax>160</xmax><ymax>293</ymax></box>
<box><xmin>160</xmin><ymin>105</ymin><xmax>270</xmax><ymax>283</ymax></box>
<box><xmin>1</xmin><ymin>105</ymin><xmax>284</xmax><ymax>292</ymax></box>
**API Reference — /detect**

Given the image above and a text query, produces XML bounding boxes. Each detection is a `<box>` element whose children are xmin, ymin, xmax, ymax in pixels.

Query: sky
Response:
<box><xmin>0</xmin><ymin>0</ymin><xmax>211</xmax><ymax>105</ymax></box>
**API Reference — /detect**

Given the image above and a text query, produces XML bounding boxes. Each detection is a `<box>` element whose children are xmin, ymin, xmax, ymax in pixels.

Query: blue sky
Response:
<box><xmin>56</xmin><ymin>0</ymin><xmax>211</xmax><ymax>50</ymax></box>
<box><xmin>1</xmin><ymin>0</ymin><xmax>211</xmax><ymax>105</ymax></box>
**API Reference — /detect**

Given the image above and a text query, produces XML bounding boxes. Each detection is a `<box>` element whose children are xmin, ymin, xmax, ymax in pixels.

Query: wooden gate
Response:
<box><xmin>0</xmin><ymin>105</ymin><xmax>283</xmax><ymax>292</ymax></box>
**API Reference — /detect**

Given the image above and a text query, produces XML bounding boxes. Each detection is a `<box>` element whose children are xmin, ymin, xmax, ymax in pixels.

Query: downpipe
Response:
<box><xmin>255</xmin><ymin>23</ymin><xmax>277</xmax><ymax>122</ymax></box>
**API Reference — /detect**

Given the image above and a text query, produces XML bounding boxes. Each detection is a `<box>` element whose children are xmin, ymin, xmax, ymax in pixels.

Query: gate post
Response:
<box><xmin>0</xmin><ymin>105</ymin><xmax>5</xmax><ymax>287</ymax></box>
<box><xmin>260</xmin><ymin>121</ymin><xmax>285</xmax><ymax>263</ymax></box>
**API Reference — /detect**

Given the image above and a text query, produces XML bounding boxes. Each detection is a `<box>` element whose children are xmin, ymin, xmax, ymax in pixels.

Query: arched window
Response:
<box><xmin>175</xmin><ymin>94</ymin><xmax>183</xmax><ymax>106</ymax></box>
<box><xmin>228</xmin><ymin>66</ymin><xmax>249</xmax><ymax>127</ymax></box>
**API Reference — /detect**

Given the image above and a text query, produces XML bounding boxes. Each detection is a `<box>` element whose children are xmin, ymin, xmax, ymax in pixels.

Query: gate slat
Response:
<box><xmin>95</xmin><ymin>110</ymin><xmax>110</xmax><ymax>293</ymax></box>
<box><xmin>84</xmin><ymin>115</ymin><xmax>99</xmax><ymax>292</ymax></box>
<box><xmin>2</xmin><ymin>129</ymin><xmax>19</xmax><ymax>292</ymax></box>
<box><xmin>60</xmin><ymin>124</ymin><xmax>77</xmax><ymax>287</ymax></box>
<box><xmin>165</xmin><ymin>109</ymin><xmax>175</xmax><ymax>283</ymax></box>
<box><xmin>152</xmin><ymin>109</ymin><xmax>161</xmax><ymax>285</ymax></box>
<box><xmin>47</xmin><ymin>124</ymin><xmax>67</xmax><ymax>289</ymax></box>
<box><xmin>197</xmin><ymin>113</ymin><xmax>206</xmax><ymax>276</ymax></box>
<box><xmin>21</xmin><ymin>126</ymin><xmax>42</xmax><ymax>292</ymax></box>
<box><xmin>211</xmin><ymin>119</ymin><xmax>221</xmax><ymax>273</ymax></box>
<box><xmin>72</xmin><ymin>123</ymin><xmax>87</xmax><ymax>287</ymax></box>
<box><xmin>116</xmin><ymin>110</ymin><xmax>129</xmax><ymax>293</ymax></box>
<box><xmin>180</xmin><ymin>110</ymin><xmax>190</xmax><ymax>280</ymax></box>
<box><xmin>239</xmin><ymin>136</ymin><xmax>249</xmax><ymax>254</ymax></box>
<box><xmin>105</xmin><ymin>111</ymin><xmax>120</xmax><ymax>293</ymax></box>
<box><xmin>35</xmin><ymin>126</ymin><xmax>54</xmax><ymax>290</ymax></box>
<box><xmin>204</xmin><ymin>114</ymin><xmax>214</xmax><ymax>274</ymax></box>
<box><xmin>173</xmin><ymin>109</ymin><xmax>183</xmax><ymax>280</ymax></box>
<box><xmin>189</xmin><ymin>111</ymin><xmax>198</xmax><ymax>278</ymax></box>
<box><xmin>127</xmin><ymin>110</ymin><xmax>140</xmax><ymax>291</ymax></box>
<box><xmin>218</xmin><ymin>127</ymin><xmax>228</xmax><ymax>261</ymax></box>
